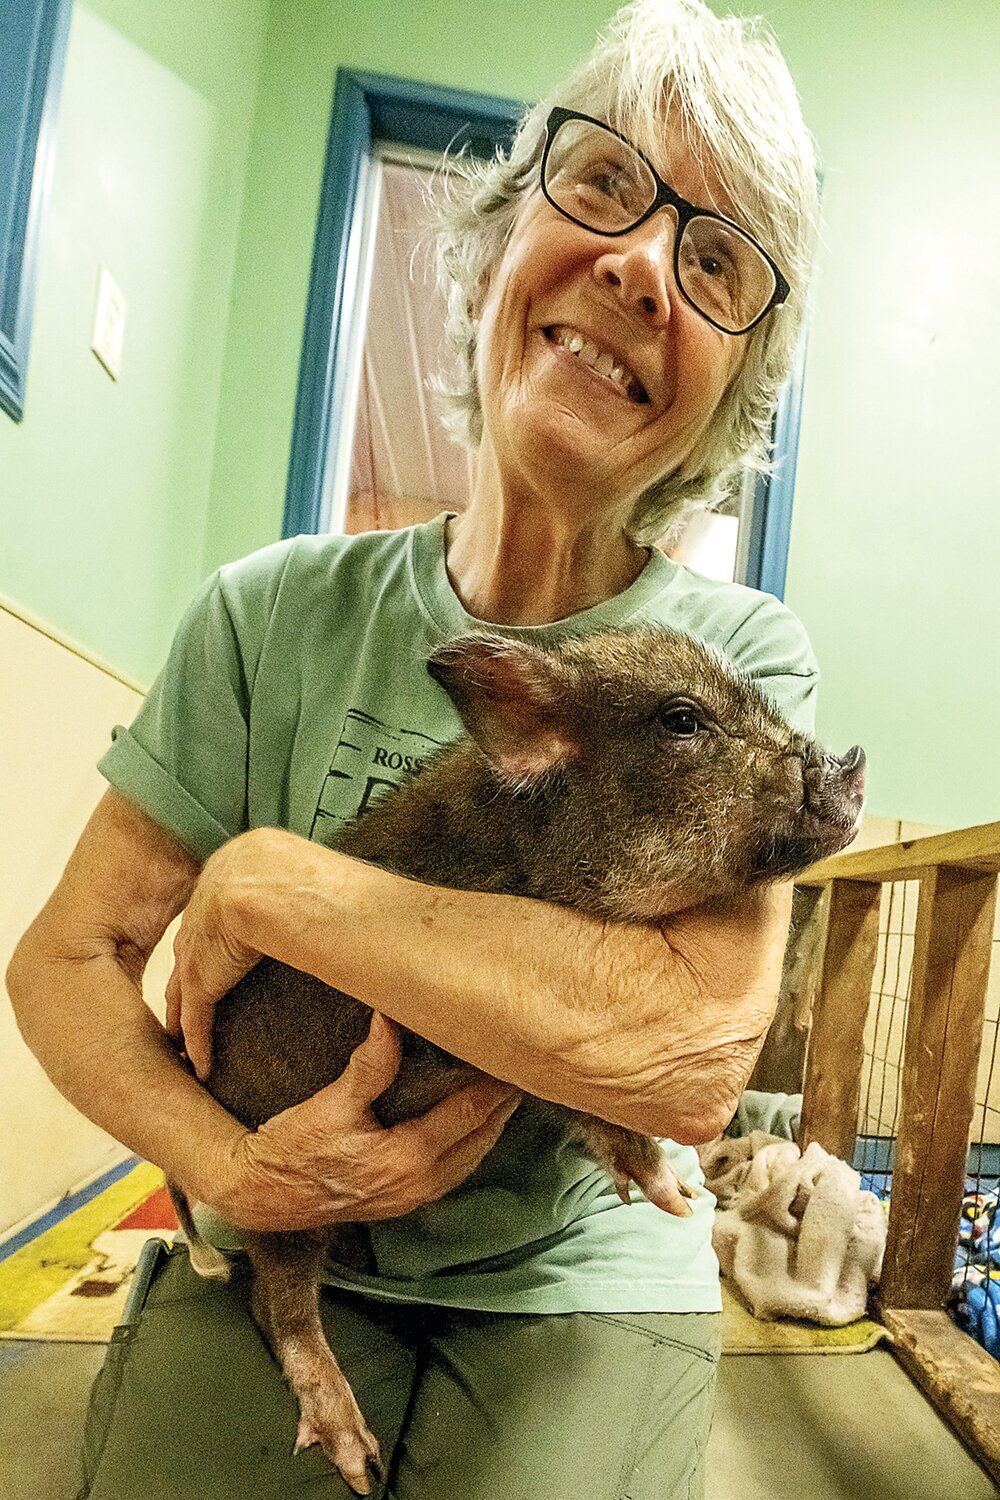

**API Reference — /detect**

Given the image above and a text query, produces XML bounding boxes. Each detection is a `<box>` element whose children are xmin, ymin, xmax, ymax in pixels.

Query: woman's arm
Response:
<box><xmin>170</xmin><ymin>825</ymin><xmax>792</xmax><ymax>1143</ymax></box>
<box><xmin>6</xmin><ymin>791</ymin><xmax>520</xmax><ymax>1231</ymax></box>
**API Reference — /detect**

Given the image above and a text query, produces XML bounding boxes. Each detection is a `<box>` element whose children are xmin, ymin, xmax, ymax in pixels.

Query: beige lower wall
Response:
<box><xmin>0</xmin><ymin>605</ymin><xmax>175</xmax><ymax>1237</ymax></box>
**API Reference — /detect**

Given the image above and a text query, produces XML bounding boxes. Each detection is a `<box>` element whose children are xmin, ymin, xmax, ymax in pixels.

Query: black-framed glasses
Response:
<box><xmin>540</xmin><ymin>107</ymin><xmax>789</xmax><ymax>336</ymax></box>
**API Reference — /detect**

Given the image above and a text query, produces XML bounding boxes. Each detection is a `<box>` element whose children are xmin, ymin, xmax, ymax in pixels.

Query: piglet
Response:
<box><xmin>172</xmin><ymin>627</ymin><xmax>865</xmax><ymax>1492</ymax></box>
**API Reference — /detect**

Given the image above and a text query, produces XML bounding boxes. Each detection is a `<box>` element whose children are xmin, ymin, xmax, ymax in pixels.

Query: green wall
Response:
<box><xmin>2</xmin><ymin>0</ymin><xmax>997</xmax><ymax>827</ymax></box>
<box><xmin>0</xmin><ymin>0</ymin><xmax>269</xmax><ymax>683</ymax></box>
<box><xmin>766</xmin><ymin>0</ymin><xmax>1000</xmax><ymax>827</ymax></box>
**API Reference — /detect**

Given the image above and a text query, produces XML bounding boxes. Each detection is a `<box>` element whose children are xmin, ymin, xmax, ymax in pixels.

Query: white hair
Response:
<box><xmin>431</xmin><ymin>0</ymin><xmax>819</xmax><ymax>543</ymax></box>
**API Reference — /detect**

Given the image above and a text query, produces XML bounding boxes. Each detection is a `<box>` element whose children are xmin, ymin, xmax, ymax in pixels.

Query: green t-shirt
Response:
<box><xmin>98</xmin><ymin>514</ymin><xmax>819</xmax><ymax>1315</ymax></box>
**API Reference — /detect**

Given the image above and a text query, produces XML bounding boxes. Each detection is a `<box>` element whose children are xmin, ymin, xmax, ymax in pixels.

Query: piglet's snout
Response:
<box><xmin>803</xmin><ymin>744</ymin><xmax>866</xmax><ymax>832</ymax></box>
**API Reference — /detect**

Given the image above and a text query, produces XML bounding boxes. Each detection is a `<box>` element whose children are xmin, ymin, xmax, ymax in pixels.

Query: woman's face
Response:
<box><xmin>474</xmin><ymin>128</ymin><xmax>748</xmax><ymax>516</ymax></box>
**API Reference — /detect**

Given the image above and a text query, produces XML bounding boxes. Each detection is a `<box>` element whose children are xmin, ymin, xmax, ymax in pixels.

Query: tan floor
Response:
<box><xmin>0</xmin><ymin>1338</ymin><xmax>105</xmax><ymax>1500</ymax></box>
<box><xmin>1</xmin><ymin>1339</ymin><xmax>997</xmax><ymax>1499</ymax></box>
<box><xmin>709</xmin><ymin>1349</ymin><xmax>998</xmax><ymax>1500</ymax></box>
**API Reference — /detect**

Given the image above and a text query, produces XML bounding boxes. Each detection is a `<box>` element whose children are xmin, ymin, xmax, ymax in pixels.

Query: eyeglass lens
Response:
<box><xmin>544</xmin><ymin>117</ymin><xmax>776</xmax><ymax>334</ymax></box>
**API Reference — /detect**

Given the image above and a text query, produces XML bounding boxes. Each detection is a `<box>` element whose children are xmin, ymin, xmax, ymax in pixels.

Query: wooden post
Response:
<box><xmin>878</xmin><ymin>865</ymin><xmax>998</xmax><ymax>1310</ymax></box>
<box><xmin>799</xmin><ymin>877</ymin><xmax>883</xmax><ymax>1161</ymax></box>
<box><xmin>881</xmin><ymin>1309</ymin><xmax>1000</xmax><ymax>1485</ymax></box>
<box><xmin>749</xmin><ymin>884</ymin><xmax>829</xmax><ymax>1094</ymax></box>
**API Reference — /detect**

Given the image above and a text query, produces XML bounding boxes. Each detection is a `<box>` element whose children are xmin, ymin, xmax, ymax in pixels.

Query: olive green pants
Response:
<box><xmin>80</xmin><ymin>1242</ymin><xmax>720</xmax><ymax>1500</ymax></box>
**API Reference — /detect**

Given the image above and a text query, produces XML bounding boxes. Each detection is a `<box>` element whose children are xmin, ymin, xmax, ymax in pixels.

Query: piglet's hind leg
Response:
<box><xmin>576</xmin><ymin>1118</ymin><xmax>697</xmax><ymax>1216</ymax></box>
<box><xmin>246</xmin><ymin>1230</ymin><xmax>382</xmax><ymax>1495</ymax></box>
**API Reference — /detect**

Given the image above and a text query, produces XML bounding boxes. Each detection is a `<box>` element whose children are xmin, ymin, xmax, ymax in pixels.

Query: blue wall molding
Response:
<box><xmin>282</xmin><ymin>71</ymin><xmax>522</xmax><ymax>539</ymax></box>
<box><xmin>0</xmin><ymin>0</ymin><xmax>74</xmax><ymax>423</ymax></box>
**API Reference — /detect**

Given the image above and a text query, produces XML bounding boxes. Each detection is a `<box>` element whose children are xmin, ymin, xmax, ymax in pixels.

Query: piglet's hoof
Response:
<box><xmin>293</xmin><ymin>1396</ymin><xmax>383</xmax><ymax>1495</ymax></box>
<box><xmin>631</xmin><ymin>1161</ymin><xmax>696</xmax><ymax>1217</ymax></box>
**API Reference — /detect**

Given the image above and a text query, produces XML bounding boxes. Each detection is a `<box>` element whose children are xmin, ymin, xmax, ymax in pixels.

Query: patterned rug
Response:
<box><xmin>0</xmin><ymin>1160</ymin><xmax>177</xmax><ymax>1343</ymax></box>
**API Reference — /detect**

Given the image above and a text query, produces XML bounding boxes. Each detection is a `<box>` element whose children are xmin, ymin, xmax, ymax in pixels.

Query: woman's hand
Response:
<box><xmin>165</xmin><ymin>828</ymin><xmax>300</xmax><ymax>1079</ymax></box>
<box><xmin>210</xmin><ymin>1011</ymin><xmax>522</xmax><ymax>1231</ymax></box>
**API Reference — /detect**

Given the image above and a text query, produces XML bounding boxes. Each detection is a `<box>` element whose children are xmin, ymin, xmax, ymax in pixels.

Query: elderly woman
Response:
<box><xmin>9</xmin><ymin>1</ymin><xmax>820</xmax><ymax>1496</ymax></box>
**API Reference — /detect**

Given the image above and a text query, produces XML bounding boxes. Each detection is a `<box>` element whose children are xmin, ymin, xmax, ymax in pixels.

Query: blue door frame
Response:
<box><xmin>0</xmin><ymin>0</ymin><xmax>73</xmax><ymax>422</ymax></box>
<box><xmin>282</xmin><ymin>72</ymin><xmax>521</xmax><ymax>540</ymax></box>
<box><xmin>742</xmin><ymin>328</ymin><xmax>810</xmax><ymax>599</ymax></box>
<box><xmin>283</xmin><ymin>69</ymin><xmax>804</xmax><ymax>600</ymax></box>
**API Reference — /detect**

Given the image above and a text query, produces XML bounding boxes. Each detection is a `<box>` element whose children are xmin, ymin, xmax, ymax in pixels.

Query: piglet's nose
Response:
<box><xmin>823</xmin><ymin>744</ymin><xmax>866</xmax><ymax>804</ymax></box>
<box><xmin>836</xmin><ymin>745</ymin><xmax>865</xmax><ymax>775</ymax></box>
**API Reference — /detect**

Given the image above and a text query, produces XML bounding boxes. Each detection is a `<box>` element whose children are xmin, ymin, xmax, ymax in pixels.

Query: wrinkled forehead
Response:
<box><xmin>564</xmin><ymin>631</ymin><xmax>783</xmax><ymax>723</ymax></box>
<box><xmin>607</xmin><ymin>99</ymin><xmax>742</xmax><ymax>225</ymax></box>
<box><xmin>641</xmin><ymin>115</ymin><xmax>734</xmax><ymax>222</ymax></box>
<box><xmin>668</xmin><ymin>641</ymin><xmax>793</xmax><ymax>735</ymax></box>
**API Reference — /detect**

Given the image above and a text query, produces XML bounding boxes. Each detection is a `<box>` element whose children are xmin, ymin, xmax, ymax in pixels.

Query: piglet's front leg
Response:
<box><xmin>575</xmin><ymin>1117</ymin><xmax>697</xmax><ymax>1216</ymax></box>
<box><xmin>246</xmin><ymin>1230</ymin><xmax>383</xmax><ymax>1495</ymax></box>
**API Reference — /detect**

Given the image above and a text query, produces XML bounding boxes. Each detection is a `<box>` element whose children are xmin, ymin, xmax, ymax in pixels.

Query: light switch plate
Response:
<box><xmin>92</xmin><ymin>267</ymin><xmax>127</xmax><ymax>380</ymax></box>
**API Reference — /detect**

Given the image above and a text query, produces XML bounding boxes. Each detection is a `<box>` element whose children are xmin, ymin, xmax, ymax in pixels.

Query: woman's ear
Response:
<box><xmin>467</xmin><ymin>270</ymin><xmax>489</xmax><ymax>324</ymax></box>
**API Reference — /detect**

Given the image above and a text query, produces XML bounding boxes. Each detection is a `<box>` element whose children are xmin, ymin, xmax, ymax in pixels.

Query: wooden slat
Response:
<box><xmin>879</xmin><ymin>867</ymin><xmax>998</xmax><ymax>1308</ymax></box>
<box><xmin>749</xmin><ymin>884</ymin><xmax>828</xmax><ymax>1093</ymax></box>
<box><xmin>799</xmin><ymin>878</ymin><xmax>882</xmax><ymax>1160</ymax></box>
<box><xmin>882</xmin><ymin>1309</ymin><xmax>1000</xmax><ymax>1486</ymax></box>
<box><xmin>797</xmin><ymin>819</ymin><xmax>1000</xmax><ymax>886</ymax></box>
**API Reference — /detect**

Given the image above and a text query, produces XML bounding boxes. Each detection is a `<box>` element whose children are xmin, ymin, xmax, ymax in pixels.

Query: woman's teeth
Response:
<box><xmin>547</xmin><ymin>326</ymin><xmax>648</xmax><ymax>404</ymax></box>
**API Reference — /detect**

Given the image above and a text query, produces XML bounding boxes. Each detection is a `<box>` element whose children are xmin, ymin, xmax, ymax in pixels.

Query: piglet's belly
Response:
<box><xmin>207</xmin><ymin>957</ymin><xmax>479</xmax><ymax>1130</ymax></box>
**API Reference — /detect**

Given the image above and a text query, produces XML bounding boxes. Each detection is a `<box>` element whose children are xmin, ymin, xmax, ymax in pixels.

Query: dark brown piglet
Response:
<box><xmin>171</xmin><ymin>627</ymin><xmax>865</xmax><ymax>1492</ymax></box>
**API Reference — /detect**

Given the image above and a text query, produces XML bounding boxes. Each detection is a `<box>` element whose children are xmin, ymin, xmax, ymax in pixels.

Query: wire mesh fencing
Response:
<box><xmin>854</xmin><ymin>879</ymin><xmax>920</xmax><ymax>1198</ymax></box>
<box><xmin>814</xmin><ymin>871</ymin><xmax>1000</xmax><ymax>1357</ymax></box>
<box><xmin>951</xmin><ymin>905</ymin><xmax>1000</xmax><ymax>1357</ymax></box>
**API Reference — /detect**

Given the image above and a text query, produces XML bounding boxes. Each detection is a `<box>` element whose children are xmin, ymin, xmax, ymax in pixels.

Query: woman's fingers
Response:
<box><xmin>251</xmin><ymin>1017</ymin><xmax>402</xmax><ymax>1152</ymax></box>
<box><xmin>404</xmin><ymin>1079</ymin><xmax>521</xmax><ymax>1159</ymax></box>
<box><xmin>164</xmin><ymin>915</ymin><xmax>216</xmax><ymax>1078</ymax></box>
<box><xmin>227</xmin><ymin>1058</ymin><xmax>522</xmax><ymax>1229</ymax></box>
<box><xmin>164</xmin><ymin>966</ymin><xmax>182</xmax><ymax>1039</ymax></box>
<box><xmin>424</xmin><ymin>1091</ymin><xmax>523</xmax><ymax>1186</ymax></box>
<box><xmin>182</xmin><ymin>1001</ymin><xmax>216</xmax><ymax>1082</ymax></box>
<box><xmin>162</xmin><ymin>839</ymin><xmax>269</xmax><ymax>1078</ymax></box>
<box><xmin>337</xmin><ymin>1013</ymin><xmax>402</xmax><ymax>1108</ymax></box>
<box><xmin>369</xmin><ymin>1086</ymin><xmax>520</xmax><ymax>1215</ymax></box>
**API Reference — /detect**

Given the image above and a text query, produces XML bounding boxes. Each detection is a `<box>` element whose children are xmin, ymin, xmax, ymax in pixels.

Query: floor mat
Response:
<box><xmin>0</xmin><ymin>1162</ymin><xmax>177</xmax><ymax>1343</ymax></box>
<box><xmin>721</xmin><ymin>1280</ymin><xmax>888</xmax><ymax>1355</ymax></box>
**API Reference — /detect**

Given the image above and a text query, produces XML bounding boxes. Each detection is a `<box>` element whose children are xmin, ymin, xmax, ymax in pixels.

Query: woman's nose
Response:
<box><xmin>592</xmin><ymin>211</ymin><xmax>678</xmax><ymax>326</ymax></box>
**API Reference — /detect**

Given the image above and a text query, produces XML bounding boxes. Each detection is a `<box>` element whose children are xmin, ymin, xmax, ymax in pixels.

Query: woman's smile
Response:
<box><xmin>542</xmin><ymin>324</ymin><xmax>651</xmax><ymax>405</ymax></box>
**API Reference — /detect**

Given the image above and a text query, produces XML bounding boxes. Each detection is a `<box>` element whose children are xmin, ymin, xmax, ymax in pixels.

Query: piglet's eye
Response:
<box><xmin>658</xmin><ymin>705</ymin><xmax>702</xmax><ymax>738</ymax></box>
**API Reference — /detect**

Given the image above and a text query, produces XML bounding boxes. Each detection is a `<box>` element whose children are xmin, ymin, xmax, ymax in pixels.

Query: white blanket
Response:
<box><xmin>697</xmin><ymin>1131</ymin><xmax>886</xmax><ymax>1326</ymax></box>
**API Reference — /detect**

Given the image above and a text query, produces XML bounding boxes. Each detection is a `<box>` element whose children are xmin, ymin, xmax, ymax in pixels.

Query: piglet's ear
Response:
<box><xmin>427</xmin><ymin>634</ymin><xmax>578</xmax><ymax>782</ymax></box>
